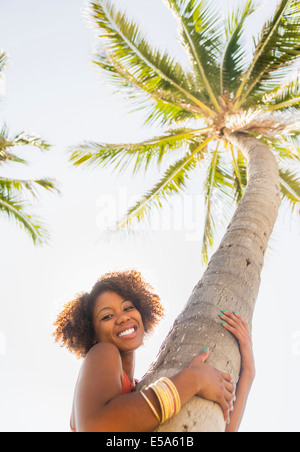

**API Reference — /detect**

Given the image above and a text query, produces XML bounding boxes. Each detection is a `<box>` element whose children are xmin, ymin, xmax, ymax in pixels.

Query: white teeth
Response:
<box><xmin>117</xmin><ymin>328</ymin><xmax>135</xmax><ymax>338</ymax></box>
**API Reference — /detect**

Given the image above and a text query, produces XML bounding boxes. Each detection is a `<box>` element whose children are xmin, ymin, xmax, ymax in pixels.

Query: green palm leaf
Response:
<box><xmin>202</xmin><ymin>144</ymin><xmax>220</xmax><ymax>264</ymax></box>
<box><xmin>0</xmin><ymin>177</ymin><xmax>58</xmax><ymax>198</ymax></box>
<box><xmin>89</xmin><ymin>0</ymin><xmax>215</xmax><ymax>117</ymax></box>
<box><xmin>117</xmin><ymin>137</ymin><xmax>212</xmax><ymax>229</ymax></box>
<box><xmin>228</xmin><ymin>144</ymin><xmax>247</xmax><ymax>202</ymax></box>
<box><xmin>93</xmin><ymin>52</ymin><xmax>203</xmax><ymax>125</ymax></box>
<box><xmin>0</xmin><ymin>124</ymin><xmax>57</xmax><ymax>244</ymax></box>
<box><xmin>220</xmin><ymin>0</ymin><xmax>256</xmax><ymax>96</ymax></box>
<box><xmin>235</xmin><ymin>0</ymin><xmax>300</xmax><ymax>107</ymax></box>
<box><xmin>0</xmin><ymin>126</ymin><xmax>50</xmax><ymax>153</ymax></box>
<box><xmin>263</xmin><ymin>71</ymin><xmax>300</xmax><ymax>112</ymax></box>
<box><xmin>0</xmin><ymin>149</ymin><xmax>28</xmax><ymax>166</ymax></box>
<box><xmin>69</xmin><ymin>128</ymin><xmax>211</xmax><ymax>174</ymax></box>
<box><xmin>143</xmin><ymin>97</ymin><xmax>200</xmax><ymax>126</ymax></box>
<box><xmin>94</xmin><ymin>50</ymin><xmax>200</xmax><ymax>118</ymax></box>
<box><xmin>279</xmin><ymin>165</ymin><xmax>300</xmax><ymax>212</ymax></box>
<box><xmin>0</xmin><ymin>189</ymin><xmax>50</xmax><ymax>245</ymax></box>
<box><xmin>0</xmin><ymin>51</ymin><xmax>8</xmax><ymax>73</ymax></box>
<box><xmin>202</xmin><ymin>143</ymin><xmax>234</xmax><ymax>263</ymax></box>
<box><xmin>267</xmin><ymin>135</ymin><xmax>300</xmax><ymax>162</ymax></box>
<box><xmin>0</xmin><ymin>174</ymin><xmax>59</xmax><ymax>244</ymax></box>
<box><xmin>165</xmin><ymin>0</ymin><xmax>223</xmax><ymax>112</ymax></box>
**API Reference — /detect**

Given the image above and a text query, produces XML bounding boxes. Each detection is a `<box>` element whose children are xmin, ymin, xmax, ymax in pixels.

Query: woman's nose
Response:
<box><xmin>116</xmin><ymin>311</ymin><xmax>130</xmax><ymax>324</ymax></box>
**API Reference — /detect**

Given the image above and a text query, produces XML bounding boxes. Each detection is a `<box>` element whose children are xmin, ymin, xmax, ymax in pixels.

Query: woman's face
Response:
<box><xmin>92</xmin><ymin>291</ymin><xmax>145</xmax><ymax>354</ymax></box>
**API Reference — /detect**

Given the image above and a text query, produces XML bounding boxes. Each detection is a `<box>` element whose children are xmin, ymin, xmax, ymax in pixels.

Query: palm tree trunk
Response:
<box><xmin>136</xmin><ymin>131</ymin><xmax>281</xmax><ymax>432</ymax></box>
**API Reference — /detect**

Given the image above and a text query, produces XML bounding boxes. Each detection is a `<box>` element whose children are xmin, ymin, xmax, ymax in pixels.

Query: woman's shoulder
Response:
<box><xmin>86</xmin><ymin>342</ymin><xmax>120</xmax><ymax>359</ymax></box>
<box><xmin>75</xmin><ymin>343</ymin><xmax>123</xmax><ymax>404</ymax></box>
<box><xmin>82</xmin><ymin>343</ymin><xmax>122</xmax><ymax>374</ymax></box>
<box><xmin>72</xmin><ymin>343</ymin><xmax>123</xmax><ymax>431</ymax></box>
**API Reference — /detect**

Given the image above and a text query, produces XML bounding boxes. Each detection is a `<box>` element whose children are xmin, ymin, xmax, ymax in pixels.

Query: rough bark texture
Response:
<box><xmin>136</xmin><ymin>131</ymin><xmax>281</xmax><ymax>432</ymax></box>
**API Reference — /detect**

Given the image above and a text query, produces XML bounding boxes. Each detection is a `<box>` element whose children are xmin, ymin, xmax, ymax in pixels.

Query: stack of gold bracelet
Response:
<box><xmin>140</xmin><ymin>377</ymin><xmax>181</xmax><ymax>425</ymax></box>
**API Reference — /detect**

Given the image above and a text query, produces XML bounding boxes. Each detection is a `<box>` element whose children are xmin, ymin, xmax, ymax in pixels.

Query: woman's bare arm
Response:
<box><xmin>74</xmin><ymin>343</ymin><xmax>235</xmax><ymax>432</ymax></box>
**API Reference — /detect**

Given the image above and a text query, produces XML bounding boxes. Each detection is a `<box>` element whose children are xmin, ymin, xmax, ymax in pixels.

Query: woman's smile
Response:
<box><xmin>116</xmin><ymin>324</ymin><xmax>138</xmax><ymax>339</ymax></box>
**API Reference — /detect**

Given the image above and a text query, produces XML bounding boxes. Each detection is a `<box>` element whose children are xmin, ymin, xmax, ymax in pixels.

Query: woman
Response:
<box><xmin>53</xmin><ymin>270</ymin><xmax>255</xmax><ymax>432</ymax></box>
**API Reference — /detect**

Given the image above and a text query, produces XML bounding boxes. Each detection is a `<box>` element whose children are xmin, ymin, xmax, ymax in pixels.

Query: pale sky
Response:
<box><xmin>0</xmin><ymin>0</ymin><xmax>299</xmax><ymax>432</ymax></box>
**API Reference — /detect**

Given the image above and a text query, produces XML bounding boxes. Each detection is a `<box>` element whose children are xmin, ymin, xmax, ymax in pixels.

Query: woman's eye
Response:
<box><xmin>124</xmin><ymin>306</ymin><xmax>134</xmax><ymax>312</ymax></box>
<box><xmin>102</xmin><ymin>314</ymin><xmax>113</xmax><ymax>321</ymax></box>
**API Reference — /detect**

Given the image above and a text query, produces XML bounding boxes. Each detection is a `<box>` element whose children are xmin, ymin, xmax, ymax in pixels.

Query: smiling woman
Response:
<box><xmin>53</xmin><ymin>269</ymin><xmax>237</xmax><ymax>433</ymax></box>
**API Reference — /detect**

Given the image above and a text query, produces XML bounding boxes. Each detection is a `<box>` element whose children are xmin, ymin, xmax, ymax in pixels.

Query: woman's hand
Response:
<box><xmin>220</xmin><ymin>311</ymin><xmax>256</xmax><ymax>381</ymax></box>
<box><xmin>187</xmin><ymin>349</ymin><xmax>235</xmax><ymax>422</ymax></box>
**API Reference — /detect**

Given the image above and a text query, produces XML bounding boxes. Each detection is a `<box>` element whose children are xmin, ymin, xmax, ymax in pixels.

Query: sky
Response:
<box><xmin>0</xmin><ymin>0</ymin><xmax>299</xmax><ymax>432</ymax></box>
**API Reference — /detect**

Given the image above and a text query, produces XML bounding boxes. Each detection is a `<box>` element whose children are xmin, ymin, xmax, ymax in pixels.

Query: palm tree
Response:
<box><xmin>70</xmin><ymin>0</ymin><xmax>300</xmax><ymax>431</ymax></box>
<box><xmin>0</xmin><ymin>51</ymin><xmax>59</xmax><ymax>245</ymax></box>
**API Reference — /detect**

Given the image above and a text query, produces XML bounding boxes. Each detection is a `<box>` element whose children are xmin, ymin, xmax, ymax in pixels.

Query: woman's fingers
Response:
<box><xmin>220</xmin><ymin>374</ymin><xmax>235</xmax><ymax>421</ymax></box>
<box><xmin>220</xmin><ymin>311</ymin><xmax>251</xmax><ymax>343</ymax></box>
<box><xmin>220</xmin><ymin>311</ymin><xmax>242</xmax><ymax>329</ymax></box>
<box><xmin>224</xmin><ymin>379</ymin><xmax>235</xmax><ymax>395</ymax></box>
<box><xmin>219</xmin><ymin>391</ymin><xmax>234</xmax><ymax>421</ymax></box>
<box><xmin>222</xmin><ymin>373</ymin><xmax>235</xmax><ymax>399</ymax></box>
<box><xmin>219</xmin><ymin>396</ymin><xmax>231</xmax><ymax>422</ymax></box>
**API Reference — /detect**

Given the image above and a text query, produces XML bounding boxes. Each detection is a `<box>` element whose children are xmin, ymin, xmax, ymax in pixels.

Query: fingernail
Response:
<box><xmin>233</xmin><ymin>311</ymin><xmax>238</xmax><ymax>315</ymax></box>
<box><xmin>219</xmin><ymin>313</ymin><xmax>225</xmax><ymax>318</ymax></box>
<box><xmin>220</xmin><ymin>321</ymin><xmax>227</xmax><ymax>325</ymax></box>
<box><xmin>203</xmin><ymin>347</ymin><xmax>209</xmax><ymax>352</ymax></box>
<box><xmin>227</xmin><ymin>418</ymin><xmax>231</xmax><ymax>425</ymax></box>
<box><xmin>221</xmin><ymin>310</ymin><xmax>227</xmax><ymax>313</ymax></box>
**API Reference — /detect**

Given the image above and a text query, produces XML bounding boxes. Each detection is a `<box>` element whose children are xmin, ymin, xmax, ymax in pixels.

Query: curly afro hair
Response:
<box><xmin>53</xmin><ymin>270</ymin><xmax>164</xmax><ymax>359</ymax></box>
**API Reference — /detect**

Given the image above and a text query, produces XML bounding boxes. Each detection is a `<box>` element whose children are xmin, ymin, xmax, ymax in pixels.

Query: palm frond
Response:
<box><xmin>228</xmin><ymin>144</ymin><xmax>247</xmax><ymax>202</ymax></box>
<box><xmin>165</xmin><ymin>0</ymin><xmax>223</xmax><ymax>112</ymax></box>
<box><xmin>220</xmin><ymin>0</ymin><xmax>256</xmax><ymax>97</ymax></box>
<box><xmin>0</xmin><ymin>124</ymin><xmax>57</xmax><ymax>244</ymax></box>
<box><xmin>266</xmin><ymin>135</ymin><xmax>300</xmax><ymax>162</ymax></box>
<box><xmin>0</xmin><ymin>177</ymin><xmax>59</xmax><ymax>198</ymax></box>
<box><xmin>202</xmin><ymin>143</ymin><xmax>233</xmax><ymax>263</ymax></box>
<box><xmin>143</xmin><ymin>97</ymin><xmax>200</xmax><ymax>126</ymax></box>
<box><xmin>69</xmin><ymin>127</ymin><xmax>211</xmax><ymax>173</ymax></box>
<box><xmin>0</xmin><ymin>127</ymin><xmax>51</xmax><ymax>153</ymax></box>
<box><xmin>279</xmin><ymin>165</ymin><xmax>300</xmax><ymax>212</ymax></box>
<box><xmin>0</xmin><ymin>51</ymin><xmax>8</xmax><ymax>73</ymax></box>
<box><xmin>235</xmin><ymin>0</ymin><xmax>300</xmax><ymax>107</ymax></box>
<box><xmin>0</xmin><ymin>190</ymin><xmax>50</xmax><ymax>245</ymax></box>
<box><xmin>89</xmin><ymin>0</ymin><xmax>216</xmax><ymax>117</ymax></box>
<box><xmin>94</xmin><ymin>51</ymin><xmax>204</xmax><ymax>126</ymax></box>
<box><xmin>202</xmin><ymin>144</ymin><xmax>219</xmax><ymax>265</ymax></box>
<box><xmin>116</xmin><ymin>137</ymin><xmax>212</xmax><ymax>230</ymax></box>
<box><xmin>0</xmin><ymin>149</ymin><xmax>28</xmax><ymax>166</ymax></box>
<box><xmin>263</xmin><ymin>71</ymin><xmax>300</xmax><ymax>112</ymax></box>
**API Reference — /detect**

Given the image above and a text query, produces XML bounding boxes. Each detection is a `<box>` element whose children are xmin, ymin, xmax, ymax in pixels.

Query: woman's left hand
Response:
<box><xmin>220</xmin><ymin>311</ymin><xmax>256</xmax><ymax>381</ymax></box>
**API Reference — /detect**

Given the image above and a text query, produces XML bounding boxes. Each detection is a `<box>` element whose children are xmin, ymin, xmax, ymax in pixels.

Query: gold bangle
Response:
<box><xmin>156</xmin><ymin>380</ymin><xmax>174</xmax><ymax>420</ymax></box>
<box><xmin>140</xmin><ymin>390</ymin><xmax>161</xmax><ymax>423</ymax></box>
<box><xmin>149</xmin><ymin>383</ymin><xmax>167</xmax><ymax>424</ymax></box>
<box><xmin>144</xmin><ymin>377</ymin><xmax>182</xmax><ymax>425</ymax></box>
<box><xmin>159</xmin><ymin>378</ymin><xmax>181</xmax><ymax>415</ymax></box>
